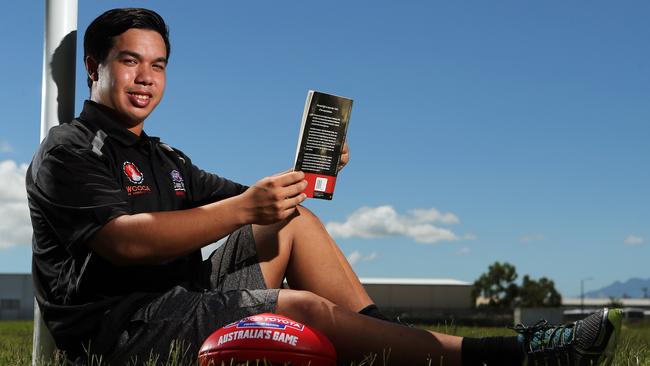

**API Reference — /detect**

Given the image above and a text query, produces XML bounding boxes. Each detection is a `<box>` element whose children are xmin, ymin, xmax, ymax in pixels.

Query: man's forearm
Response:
<box><xmin>89</xmin><ymin>195</ymin><xmax>248</xmax><ymax>266</ymax></box>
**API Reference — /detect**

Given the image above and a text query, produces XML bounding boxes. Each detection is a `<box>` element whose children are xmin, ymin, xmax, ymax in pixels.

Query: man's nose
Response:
<box><xmin>135</xmin><ymin>65</ymin><xmax>154</xmax><ymax>85</ymax></box>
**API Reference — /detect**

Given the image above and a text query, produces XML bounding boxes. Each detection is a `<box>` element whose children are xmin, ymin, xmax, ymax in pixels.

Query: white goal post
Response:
<box><xmin>33</xmin><ymin>0</ymin><xmax>78</xmax><ymax>364</ymax></box>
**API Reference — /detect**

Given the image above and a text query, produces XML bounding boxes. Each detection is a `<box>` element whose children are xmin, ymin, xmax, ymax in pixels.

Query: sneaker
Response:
<box><xmin>514</xmin><ymin>308</ymin><xmax>622</xmax><ymax>366</ymax></box>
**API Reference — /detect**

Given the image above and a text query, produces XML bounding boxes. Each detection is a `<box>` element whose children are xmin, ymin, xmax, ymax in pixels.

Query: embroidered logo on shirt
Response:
<box><xmin>123</xmin><ymin>161</ymin><xmax>151</xmax><ymax>196</ymax></box>
<box><xmin>170</xmin><ymin>169</ymin><xmax>186</xmax><ymax>196</ymax></box>
<box><xmin>123</xmin><ymin>161</ymin><xmax>144</xmax><ymax>184</ymax></box>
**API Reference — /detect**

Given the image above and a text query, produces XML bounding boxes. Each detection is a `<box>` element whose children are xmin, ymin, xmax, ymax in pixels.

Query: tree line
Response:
<box><xmin>471</xmin><ymin>261</ymin><xmax>562</xmax><ymax>308</ymax></box>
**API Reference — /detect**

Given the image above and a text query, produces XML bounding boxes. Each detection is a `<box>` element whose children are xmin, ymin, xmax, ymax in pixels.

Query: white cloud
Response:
<box><xmin>0</xmin><ymin>160</ymin><xmax>32</xmax><ymax>249</ymax></box>
<box><xmin>327</xmin><ymin>205</ymin><xmax>468</xmax><ymax>244</ymax></box>
<box><xmin>455</xmin><ymin>246</ymin><xmax>471</xmax><ymax>256</ymax></box>
<box><xmin>409</xmin><ymin>208</ymin><xmax>459</xmax><ymax>225</ymax></box>
<box><xmin>0</xmin><ymin>140</ymin><xmax>13</xmax><ymax>153</ymax></box>
<box><xmin>346</xmin><ymin>250</ymin><xmax>379</xmax><ymax>265</ymax></box>
<box><xmin>520</xmin><ymin>234</ymin><xmax>545</xmax><ymax>243</ymax></box>
<box><xmin>363</xmin><ymin>252</ymin><xmax>379</xmax><ymax>262</ymax></box>
<box><xmin>624</xmin><ymin>235</ymin><xmax>644</xmax><ymax>246</ymax></box>
<box><xmin>347</xmin><ymin>250</ymin><xmax>362</xmax><ymax>265</ymax></box>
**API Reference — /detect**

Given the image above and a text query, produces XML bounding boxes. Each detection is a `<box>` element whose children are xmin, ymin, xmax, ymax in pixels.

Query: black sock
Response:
<box><xmin>358</xmin><ymin>304</ymin><xmax>390</xmax><ymax>322</ymax></box>
<box><xmin>461</xmin><ymin>336</ymin><xmax>523</xmax><ymax>366</ymax></box>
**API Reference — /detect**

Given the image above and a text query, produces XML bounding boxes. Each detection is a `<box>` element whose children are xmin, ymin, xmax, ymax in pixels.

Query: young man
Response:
<box><xmin>27</xmin><ymin>8</ymin><xmax>621</xmax><ymax>366</ymax></box>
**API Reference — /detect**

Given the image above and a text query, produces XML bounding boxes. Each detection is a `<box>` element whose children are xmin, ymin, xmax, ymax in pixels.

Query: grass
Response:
<box><xmin>0</xmin><ymin>320</ymin><xmax>32</xmax><ymax>366</ymax></box>
<box><xmin>1</xmin><ymin>320</ymin><xmax>648</xmax><ymax>365</ymax></box>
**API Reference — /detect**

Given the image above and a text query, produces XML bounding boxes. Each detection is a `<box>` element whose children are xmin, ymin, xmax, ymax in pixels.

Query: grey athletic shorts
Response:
<box><xmin>104</xmin><ymin>225</ymin><xmax>279</xmax><ymax>365</ymax></box>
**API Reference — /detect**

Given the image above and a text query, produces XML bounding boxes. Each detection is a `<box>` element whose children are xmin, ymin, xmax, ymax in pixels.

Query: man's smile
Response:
<box><xmin>127</xmin><ymin>91</ymin><xmax>152</xmax><ymax>107</ymax></box>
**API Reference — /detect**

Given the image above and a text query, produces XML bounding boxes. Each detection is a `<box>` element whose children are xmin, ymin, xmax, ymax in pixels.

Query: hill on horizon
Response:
<box><xmin>584</xmin><ymin>277</ymin><xmax>650</xmax><ymax>299</ymax></box>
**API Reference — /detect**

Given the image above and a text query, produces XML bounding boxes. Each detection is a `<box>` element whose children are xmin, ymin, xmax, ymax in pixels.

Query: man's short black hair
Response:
<box><xmin>84</xmin><ymin>8</ymin><xmax>170</xmax><ymax>88</ymax></box>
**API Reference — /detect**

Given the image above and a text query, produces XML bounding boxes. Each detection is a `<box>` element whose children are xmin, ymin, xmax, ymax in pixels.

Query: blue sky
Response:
<box><xmin>0</xmin><ymin>1</ymin><xmax>648</xmax><ymax>297</ymax></box>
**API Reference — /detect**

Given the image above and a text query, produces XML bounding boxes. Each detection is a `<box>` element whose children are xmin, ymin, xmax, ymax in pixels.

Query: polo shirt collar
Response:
<box><xmin>78</xmin><ymin>100</ymin><xmax>159</xmax><ymax>146</ymax></box>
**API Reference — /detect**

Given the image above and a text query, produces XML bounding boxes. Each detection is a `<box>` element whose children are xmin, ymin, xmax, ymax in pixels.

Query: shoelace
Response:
<box><xmin>511</xmin><ymin>320</ymin><xmax>576</xmax><ymax>365</ymax></box>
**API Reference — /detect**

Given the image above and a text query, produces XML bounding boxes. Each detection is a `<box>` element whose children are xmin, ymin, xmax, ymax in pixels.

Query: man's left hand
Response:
<box><xmin>338</xmin><ymin>141</ymin><xmax>350</xmax><ymax>172</ymax></box>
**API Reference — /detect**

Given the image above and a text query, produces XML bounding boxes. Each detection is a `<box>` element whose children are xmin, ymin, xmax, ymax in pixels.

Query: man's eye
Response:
<box><xmin>123</xmin><ymin>59</ymin><xmax>137</xmax><ymax>65</ymax></box>
<box><xmin>153</xmin><ymin>64</ymin><xmax>166</xmax><ymax>71</ymax></box>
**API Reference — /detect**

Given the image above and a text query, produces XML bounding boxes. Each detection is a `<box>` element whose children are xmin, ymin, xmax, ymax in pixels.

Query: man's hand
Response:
<box><xmin>338</xmin><ymin>141</ymin><xmax>350</xmax><ymax>172</ymax></box>
<box><xmin>239</xmin><ymin>171</ymin><xmax>308</xmax><ymax>224</ymax></box>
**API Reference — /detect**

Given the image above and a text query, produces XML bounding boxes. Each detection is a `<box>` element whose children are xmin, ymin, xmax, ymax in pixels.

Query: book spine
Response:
<box><xmin>293</xmin><ymin>90</ymin><xmax>314</xmax><ymax>167</ymax></box>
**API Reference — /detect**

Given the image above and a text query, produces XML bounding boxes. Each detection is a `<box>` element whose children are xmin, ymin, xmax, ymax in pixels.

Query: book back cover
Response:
<box><xmin>294</xmin><ymin>91</ymin><xmax>353</xmax><ymax>200</ymax></box>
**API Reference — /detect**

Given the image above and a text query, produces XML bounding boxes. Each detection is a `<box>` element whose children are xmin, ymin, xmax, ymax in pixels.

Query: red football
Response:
<box><xmin>198</xmin><ymin>313</ymin><xmax>336</xmax><ymax>366</ymax></box>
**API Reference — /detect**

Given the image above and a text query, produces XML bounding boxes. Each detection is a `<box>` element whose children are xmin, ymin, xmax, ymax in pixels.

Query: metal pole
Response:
<box><xmin>40</xmin><ymin>0</ymin><xmax>78</xmax><ymax>137</ymax></box>
<box><xmin>34</xmin><ymin>0</ymin><xmax>77</xmax><ymax>364</ymax></box>
<box><xmin>580</xmin><ymin>279</ymin><xmax>584</xmax><ymax>313</ymax></box>
<box><xmin>580</xmin><ymin>277</ymin><xmax>593</xmax><ymax>315</ymax></box>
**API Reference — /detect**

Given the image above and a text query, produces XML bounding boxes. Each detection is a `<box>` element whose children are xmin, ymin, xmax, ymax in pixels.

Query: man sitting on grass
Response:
<box><xmin>27</xmin><ymin>7</ymin><xmax>622</xmax><ymax>366</ymax></box>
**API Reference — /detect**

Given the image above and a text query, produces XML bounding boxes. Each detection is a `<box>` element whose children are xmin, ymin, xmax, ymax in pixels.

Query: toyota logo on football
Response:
<box><xmin>123</xmin><ymin>161</ymin><xmax>144</xmax><ymax>184</ymax></box>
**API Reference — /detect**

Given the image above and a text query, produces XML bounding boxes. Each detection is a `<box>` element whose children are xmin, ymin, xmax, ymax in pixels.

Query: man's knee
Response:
<box><xmin>275</xmin><ymin>289</ymin><xmax>334</xmax><ymax>325</ymax></box>
<box><xmin>252</xmin><ymin>205</ymin><xmax>317</xmax><ymax>239</ymax></box>
<box><xmin>294</xmin><ymin>205</ymin><xmax>328</xmax><ymax>231</ymax></box>
<box><xmin>298</xmin><ymin>204</ymin><xmax>324</xmax><ymax>221</ymax></box>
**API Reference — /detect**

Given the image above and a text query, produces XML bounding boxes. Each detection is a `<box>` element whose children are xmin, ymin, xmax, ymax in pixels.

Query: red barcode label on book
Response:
<box><xmin>302</xmin><ymin>173</ymin><xmax>336</xmax><ymax>199</ymax></box>
<box><xmin>315</xmin><ymin>177</ymin><xmax>328</xmax><ymax>192</ymax></box>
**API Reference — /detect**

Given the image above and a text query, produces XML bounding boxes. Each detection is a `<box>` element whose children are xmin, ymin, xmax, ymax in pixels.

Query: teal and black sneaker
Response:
<box><xmin>515</xmin><ymin>308</ymin><xmax>622</xmax><ymax>366</ymax></box>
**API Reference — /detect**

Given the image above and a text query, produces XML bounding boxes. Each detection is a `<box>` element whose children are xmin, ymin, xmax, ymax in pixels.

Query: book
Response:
<box><xmin>294</xmin><ymin>90</ymin><xmax>353</xmax><ymax>200</ymax></box>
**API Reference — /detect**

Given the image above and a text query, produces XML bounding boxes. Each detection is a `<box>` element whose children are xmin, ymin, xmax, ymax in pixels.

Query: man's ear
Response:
<box><xmin>85</xmin><ymin>56</ymin><xmax>99</xmax><ymax>82</ymax></box>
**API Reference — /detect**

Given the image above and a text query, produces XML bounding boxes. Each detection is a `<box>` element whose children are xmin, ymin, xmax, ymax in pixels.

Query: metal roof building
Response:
<box><xmin>360</xmin><ymin>277</ymin><xmax>474</xmax><ymax>321</ymax></box>
<box><xmin>0</xmin><ymin>273</ymin><xmax>34</xmax><ymax>320</ymax></box>
<box><xmin>561</xmin><ymin>297</ymin><xmax>650</xmax><ymax>310</ymax></box>
<box><xmin>1</xmin><ymin>274</ymin><xmax>474</xmax><ymax>321</ymax></box>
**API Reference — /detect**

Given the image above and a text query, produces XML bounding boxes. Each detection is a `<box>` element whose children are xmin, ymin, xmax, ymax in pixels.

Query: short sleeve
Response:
<box><xmin>29</xmin><ymin>145</ymin><xmax>130</xmax><ymax>255</ymax></box>
<box><xmin>171</xmin><ymin>149</ymin><xmax>248</xmax><ymax>206</ymax></box>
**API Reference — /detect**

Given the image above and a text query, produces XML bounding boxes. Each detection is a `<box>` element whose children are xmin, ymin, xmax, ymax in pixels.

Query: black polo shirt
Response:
<box><xmin>26</xmin><ymin>100</ymin><xmax>247</xmax><ymax>356</ymax></box>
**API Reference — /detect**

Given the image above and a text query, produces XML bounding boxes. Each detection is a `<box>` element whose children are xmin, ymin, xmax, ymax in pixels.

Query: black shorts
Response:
<box><xmin>103</xmin><ymin>225</ymin><xmax>279</xmax><ymax>365</ymax></box>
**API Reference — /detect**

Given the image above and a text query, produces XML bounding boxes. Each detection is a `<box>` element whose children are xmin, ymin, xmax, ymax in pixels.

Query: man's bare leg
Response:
<box><xmin>276</xmin><ymin>289</ymin><xmax>463</xmax><ymax>365</ymax></box>
<box><xmin>253</xmin><ymin>206</ymin><xmax>373</xmax><ymax>313</ymax></box>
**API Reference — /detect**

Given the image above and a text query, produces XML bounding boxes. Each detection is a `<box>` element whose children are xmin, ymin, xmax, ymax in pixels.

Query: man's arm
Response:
<box><xmin>88</xmin><ymin>171</ymin><xmax>308</xmax><ymax>266</ymax></box>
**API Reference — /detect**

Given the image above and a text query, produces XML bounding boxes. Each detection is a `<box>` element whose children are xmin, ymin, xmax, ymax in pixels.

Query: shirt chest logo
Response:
<box><xmin>123</xmin><ymin>161</ymin><xmax>144</xmax><ymax>184</ymax></box>
<box><xmin>170</xmin><ymin>169</ymin><xmax>186</xmax><ymax>196</ymax></box>
<box><xmin>123</xmin><ymin>161</ymin><xmax>151</xmax><ymax>195</ymax></box>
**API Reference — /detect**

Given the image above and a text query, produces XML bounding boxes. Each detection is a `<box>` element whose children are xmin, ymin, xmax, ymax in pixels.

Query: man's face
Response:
<box><xmin>90</xmin><ymin>28</ymin><xmax>167</xmax><ymax>127</ymax></box>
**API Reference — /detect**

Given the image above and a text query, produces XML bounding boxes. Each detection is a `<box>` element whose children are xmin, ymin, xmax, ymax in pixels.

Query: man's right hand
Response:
<box><xmin>238</xmin><ymin>171</ymin><xmax>308</xmax><ymax>225</ymax></box>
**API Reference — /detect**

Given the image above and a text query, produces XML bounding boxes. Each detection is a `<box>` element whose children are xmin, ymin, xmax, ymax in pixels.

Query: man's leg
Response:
<box><xmin>276</xmin><ymin>291</ymin><xmax>622</xmax><ymax>366</ymax></box>
<box><xmin>250</xmin><ymin>207</ymin><xmax>621</xmax><ymax>366</ymax></box>
<box><xmin>276</xmin><ymin>289</ymin><xmax>463</xmax><ymax>365</ymax></box>
<box><xmin>252</xmin><ymin>207</ymin><xmax>463</xmax><ymax>364</ymax></box>
<box><xmin>253</xmin><ymin>205</ymin><xmax>374</xmax><ymax>313</ymax></box>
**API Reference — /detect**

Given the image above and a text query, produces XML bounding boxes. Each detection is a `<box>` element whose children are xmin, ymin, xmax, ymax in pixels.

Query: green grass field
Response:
<box><xmin>1</xmin><ymin>320</ymin><xmax>648</xmax><ymax>365</ymax></box>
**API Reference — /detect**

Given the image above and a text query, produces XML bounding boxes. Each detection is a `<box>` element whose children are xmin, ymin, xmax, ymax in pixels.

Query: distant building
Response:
<box><xmin>561</xmin><ymin>297</ymin><xmax>650</xmax><ymax>311</ymax></box>
<box><xmin>561</xmin><ymin>298</ymin><xmax>650</xmax><ymax>321</ymax></box>
<box><xmin>17</xmin><ymin>274</ymin><xmax>646</xmax><ymax>323</ymax></box>
<box><xmin>0</xmin><ymin>273</ymin><xmax>33</xmax><ymax>320</ymax></box>
<box><xmin>360</xmin><ymin>277</ymin><xmax>474</xmax><ymax>320</ymax></box>
<box><xmin>1</xmin><ymin>274</ymin><xmax>475</xmax><ymax>321</ymax></box>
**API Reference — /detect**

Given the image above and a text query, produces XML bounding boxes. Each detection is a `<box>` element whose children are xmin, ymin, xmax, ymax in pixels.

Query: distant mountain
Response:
<box><xmin>584</xmin><ymin>278</ymin><xmax>650</xmax><ymax>299</ymax></box>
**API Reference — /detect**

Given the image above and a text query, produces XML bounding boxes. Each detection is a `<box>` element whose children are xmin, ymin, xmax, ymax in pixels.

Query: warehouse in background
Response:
<box><xmin>3</xmin><ymin>274</ymin><xmax>649</xmax><ymax>322</ymax></box>
<box><xmin>360</xmin><ymin>277</ymin><xmax>474</xmax><ymax>321</ymax></box>
<box><xmin>0</xmin><ymin>274</ymin><xmax>33</xmax><ymax>320</ymax></box>
<box><xmin>1</xmin><ymin>275</ymin><xmax>475</xmax><ymax>321</ymax></box>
